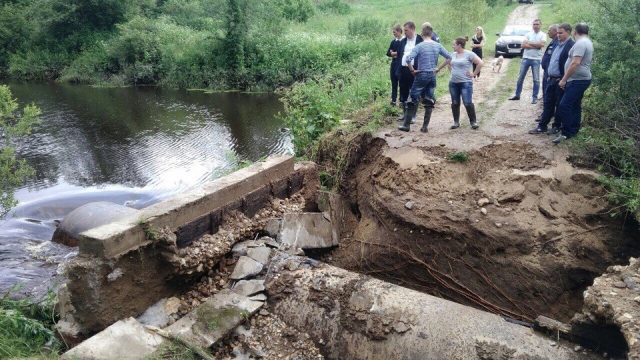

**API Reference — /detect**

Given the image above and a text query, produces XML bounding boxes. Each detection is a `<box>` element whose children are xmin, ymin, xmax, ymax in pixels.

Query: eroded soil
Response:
<box><xmin>319</xmin><ymin>4</ymin><xmax>640</xmax><ymax>327</ymax></box>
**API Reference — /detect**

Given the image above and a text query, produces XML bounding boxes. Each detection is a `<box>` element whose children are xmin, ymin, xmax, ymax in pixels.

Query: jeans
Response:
<box><xmin>390</xmin><ymin>65</ymin><xmax>399</xmax><ymax>102</ymax></box>
<box><xmin>557</xmin><ymin>79</ymin><xmax>591</xmax><ymax>138</ymax></box>
<box><xmin>449</xmin><ymin>81</ymin><xmax>473</xmax><ymax>105</ymax></box>
<box><xmin>408</xmin><ymin>71</ymin><xmax>437</xmax><ymax>104</ymax></box>
<box><xmin>515</xmin><ymin>58</ymin><xmax>541</xmax><ymax>100</ymax></box>
<box><xmin>538</xmin><ymin>77</ymin><xmax>563</xmax><ymax>131</ymax></box>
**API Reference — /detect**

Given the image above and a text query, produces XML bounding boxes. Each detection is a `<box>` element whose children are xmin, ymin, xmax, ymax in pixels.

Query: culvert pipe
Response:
<box><xmin>265</xmin><ymin>252</ymin><xmax>594</xmax><ymax>360</ymax></box>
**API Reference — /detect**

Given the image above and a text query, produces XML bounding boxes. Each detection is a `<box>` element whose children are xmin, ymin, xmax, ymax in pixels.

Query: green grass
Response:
<box><xmin>0</xmin><ymin>287</ymin><xmax>61</xmax><ymax>359</ymax></box>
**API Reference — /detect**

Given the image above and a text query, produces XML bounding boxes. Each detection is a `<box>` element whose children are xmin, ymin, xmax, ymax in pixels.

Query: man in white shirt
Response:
<box><xmin>509</xmin><ymin>19</ymin><xmax>547</xmax><ymax>104</ymax></box>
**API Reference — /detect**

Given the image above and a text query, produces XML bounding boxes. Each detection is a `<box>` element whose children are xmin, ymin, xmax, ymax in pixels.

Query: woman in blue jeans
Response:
<box><xmin>448</xmin><ymin>36</ymin><xmax>483</xmax><ymax>129</ymax></box>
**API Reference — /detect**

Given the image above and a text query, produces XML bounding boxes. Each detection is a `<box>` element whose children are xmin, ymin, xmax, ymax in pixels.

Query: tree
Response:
<box><xmin>0</xmin><ymin>85</ymin><xmax>39</xmax><ymax>217</ymax></box>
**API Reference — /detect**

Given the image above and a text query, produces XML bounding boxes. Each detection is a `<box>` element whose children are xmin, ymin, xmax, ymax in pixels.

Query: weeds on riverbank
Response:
<box><xmin>0</xmin><ymin>287</ymin><xmax>61</xmax><ymax>358</ymax></box>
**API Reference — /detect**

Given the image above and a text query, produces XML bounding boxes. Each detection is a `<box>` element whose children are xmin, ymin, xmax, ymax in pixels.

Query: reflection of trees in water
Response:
<box><xmin>9</xmin><ymin>84</ymin><xmax>287</xmax><ymax>191</ymax></box>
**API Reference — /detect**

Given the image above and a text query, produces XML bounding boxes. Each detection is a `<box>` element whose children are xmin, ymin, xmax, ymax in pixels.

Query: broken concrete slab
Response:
<box><xmin>247</xmin><ymin>247</ymin><xmax>271</xmax><ymax>265</ymax></box>
<box><xmin>259</xmin><ymin>236</ymin><xmax>280</xmax><ymax>248</ymax></box>
<box><xmin>317</xmin><ymin>191</ymin><xmax>347</xmax><ymax>245</ymax></box>
<box><xmin>231</xmin><ymin>239</ymin><xmax>266</xmax><ymax>256</ymax></box>
<box><xmin>166</xmin><ymin>290</ymin><xmax>263</xmax><ymax>348</ymax></box>
<box><xmin>249</xmin><ymin>294</ymin><xmax>267</xmax><ymax>302</ymax></box>
<box><xmin>230</xmin><ymin>256</ymin><xmax>264</xmax><ymax>280</ymax></box>
<box><xmin>61</xmin><ymin>317</ymin><xmax>165</xmax><ymax>360</ymax></box>
<box><xmin>137</xmin><ymin>297</ymin><xmax>181</xmax><ymax>328</ymax></box>
<box><xmin>264</xmin><ymin>219</ymin><xmax>281</xmax><ymax>238</ymax></box>
<box><xmin>232</xmin><ymin>280</ymin><xmax>265</xmax><ymax>297</ymax></box>
<box><xmin>279</xmin><ymin>213</ymin><xmax>337</xmax><ymax>249</ymax></box>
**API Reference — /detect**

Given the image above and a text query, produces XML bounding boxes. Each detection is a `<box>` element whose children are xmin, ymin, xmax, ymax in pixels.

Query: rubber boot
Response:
<box><xmin>450</xmin><ymin>104</ymin><xmax>460</xmax><ymax>129</ymax></box>
<box><xmin>398</xmin><ymin>101</ymin><xmax>417</xmax><ymax>132</ymax></box>
<box><xmin>396</xmin><ymin>101</ymin><xmax>405</xmax><ymax>122</ymax></box>
<box><xmin>465</xmin><ymin>104</ymin><xmax>479</xmax><ymax>129</ymax></box>
<box><xmin>420</xmin><ymin>104</ymin><xmax>434</xmax><ymax>133</ymax></box>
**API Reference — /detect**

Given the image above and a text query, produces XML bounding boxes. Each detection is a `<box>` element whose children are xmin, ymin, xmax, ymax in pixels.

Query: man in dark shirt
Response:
<box><xmin>536</xmin><ymin>24</ymin><xmax>559</xmax><ymax>122</ymax></box>
<box><xmin>529</xmin><ymin>23</ymin><xmax>575</xmax><ymax>135</ymax></box>
<box><xmin>386</xmin><ymin>24</ymin><xmax>403</xmax><ymax>107</ymax></box>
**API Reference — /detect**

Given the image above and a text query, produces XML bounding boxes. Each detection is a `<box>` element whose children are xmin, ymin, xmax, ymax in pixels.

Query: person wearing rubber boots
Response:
<box><xmin>399</xmin><ymin>23</ymin><xmax>451</xmax><ymax>132</ymax></box>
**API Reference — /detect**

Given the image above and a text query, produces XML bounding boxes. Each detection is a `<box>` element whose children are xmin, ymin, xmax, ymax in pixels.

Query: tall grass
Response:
<box><xmin>0</xmin><ymin>287</ymin><xmax>61</xmax><ymax>358</ymax></box>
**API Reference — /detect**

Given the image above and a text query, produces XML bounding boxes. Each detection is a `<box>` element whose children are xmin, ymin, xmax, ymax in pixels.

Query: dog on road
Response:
<box><xmin>491</xmin><ymin>55</ymin><xmax>504</xmax><ymax>73</ymax></box>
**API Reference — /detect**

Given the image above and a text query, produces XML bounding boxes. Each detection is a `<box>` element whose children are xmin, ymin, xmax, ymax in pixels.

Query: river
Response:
<box><xmin>0</xmin><ymin>82</ymin><xmax>291</xmax><ymax>298</ymax></box>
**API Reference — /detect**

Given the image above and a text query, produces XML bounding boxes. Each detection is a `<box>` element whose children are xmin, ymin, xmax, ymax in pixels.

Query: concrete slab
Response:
<box><xmin>79</xmin><ymin>155</ymin><xmax>294</xmax><ymax>258</ymax></box>
<box><xmin>247</xmin><ymin>247</ymin><xmax>271</xmax><ymax>265</ymax></box>
<box><xmin>61</xmin><ymin>317</ymin><xmax>165</xmax><ymax>360</ymax></box>
<box><xmin>264</xmin><ymin>219</ymin><xmax>281</xmax><ymax>238</ymax></box>
<box><xmin>166</xmin><ymin>290</ymin><xmax>263</xmax><ymax>348</ymax></box>
<box><xmin>317</xmin><ymin>191</ymin><xmax>347</xmax><ymax>245</ymax></box>
<box><xmin>230</xmin><ymin>256</ymin><xmax>264</xmax><ymax>280</ymax></box>
<box><xmin>279</xmin><ymin>213</ymin><xmax>337</xmax><ymax>249</ymax></box>
<box><xmin>232</xmin><ymin>280</ymin><xmax>265</xmax><ymax>297</ymax></box>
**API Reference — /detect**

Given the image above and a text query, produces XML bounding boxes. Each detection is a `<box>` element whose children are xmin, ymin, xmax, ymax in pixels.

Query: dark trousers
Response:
<box><xmin>557</xmin><ymin>79</ymin><xmax>591</xmax><ymax>138</ymax></box>
<box><xmin>390</xmin><ymin>65</ymin><xmax>399</xmax><ymax>102</ymax></box>
<box><xmin>542</xmin><ymin>70</ymin><xmax>548</xmax><ymax>102</ymax></box>
<box><xmin>538</xmin><ymin>77</ymin><xmax>563</xmax><ymax>131</ymax></box>
<box><xmin>398</xmin><ymin>67</ymin><xmax>414</xmax><ymax>103</ymax></box>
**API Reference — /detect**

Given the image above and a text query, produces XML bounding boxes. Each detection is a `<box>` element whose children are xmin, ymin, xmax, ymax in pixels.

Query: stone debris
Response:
<box><xmin>264</xmin><ymin>219</ymin><xmax>281</xmax><ymax>238</ymax></box>
<box><xmin>247</xmin><ymin>246</ymin><xmax>271</xmax><ymax>265</ymax></box>
<box><xmin>232</xmin><ymin>280</ymin><xmax>266</xmax><ymax>297</ymax></box>
<box><xmin>405</xmin><ymin>201</ymin><xmax>414</xmax><ymax>210</ymax></box>
<box><xmin>477</xmin><ymin>198</ymin><xmax>490</xmax><ymax>207</ymax></box>
<box><xmin>137</xmin><ymin>298</ymin><xmax>181</xmax><ymax>328</ymax></box>
<box><xmin>230</xmin><ymin>256</ymin><xmax>264</xmax><ymax>280</ymax></box>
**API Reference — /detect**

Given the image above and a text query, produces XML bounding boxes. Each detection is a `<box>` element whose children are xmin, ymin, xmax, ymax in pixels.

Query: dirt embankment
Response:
<box><xmin>315</xmin><ymin>4</ymin><xmax>640</xmax><ymax>327</ymax></box>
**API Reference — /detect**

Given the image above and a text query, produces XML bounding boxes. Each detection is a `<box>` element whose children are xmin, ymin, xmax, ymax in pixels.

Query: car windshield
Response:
<box><xmin>502</xmin><ymin>27</ymin><xmax>530</xmax><ymax>36</ymax></box>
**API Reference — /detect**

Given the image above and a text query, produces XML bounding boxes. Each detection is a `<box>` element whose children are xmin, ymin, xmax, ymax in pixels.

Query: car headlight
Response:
<box><xmin>496</xmin><ymin>39</ymin><xmax>506</xmax><ymax>46</ymax></box>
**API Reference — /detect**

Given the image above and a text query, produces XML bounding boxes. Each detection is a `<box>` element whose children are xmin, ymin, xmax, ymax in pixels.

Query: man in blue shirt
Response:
<box><xmin>399</xmin><ymin>23</ymin><xmax>451</xmax><ymax>132</ymax></box>
<box><xmin>529</xmin><ymin>23</ymin><xmax>575</xmax><ymax>135</ymax></box>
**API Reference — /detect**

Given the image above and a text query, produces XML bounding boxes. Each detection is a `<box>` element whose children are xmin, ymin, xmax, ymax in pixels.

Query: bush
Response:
<box><xmin>0</xmin><ymin>86</ymin><xmax>39</xmax><ymax>218</ymax></box>
<box><xmin>278</xmin><ymin>0</ymin><xmax>315</xmax><ymax>22</ymax></box>
<box><xmin>316</xmin><ymin>0</ymin><xmax>351</xmax><ymax>15</ymax></box>
<box><xmin>348</xmin><ymin>17</ymin><xmax>385</xmax><ymax>38</ymax></box>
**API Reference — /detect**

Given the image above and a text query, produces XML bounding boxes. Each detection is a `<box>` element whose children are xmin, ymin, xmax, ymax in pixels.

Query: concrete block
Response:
<box><xmin>52</xmin><ymin>202</ymin><xmax>138</xmax><ymax>247</ymax></box>
<box><xmin>280</xmin><ymin>213</ymin><xmax>337</xmax><ymax>249</ymax></box>
<box><xmin>166</xmin><ymin>290</ymin><xmax>263</xmax><ymax>348</ymax></box>
<box><xmin>232</xmin><ymin>280</ymin><xmax>266</xmax><ymax>297</ymax></box>
<box><xmin>247</xmin><ymin>247</ymin><xmax>271</xmax><ymax>265</ymax></box>
<box><xmin>317</xmin><ymin>191</ymin><xmax>347</xmax><ymax>245</ymax></box>
<box><xmin>61</xmin><ymin>318</ymin><xmax>165</xmax><ymax>360</ymax></box>
<box><xmin>230</xmin><ymin>256</ymin><xmax>264</xmax><ymax>280</ymax></box>
<box><xmin>264</xmin><ymin>219</ymin><xmax>282</xmax><ymax>238</ymax></box>
<box><xmin>79</xmin><ymin>155</ymin><xmax>294</xmax><ymax>258</ymax></box>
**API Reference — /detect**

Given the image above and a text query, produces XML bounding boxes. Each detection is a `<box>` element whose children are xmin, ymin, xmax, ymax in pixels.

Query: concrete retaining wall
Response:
<box><xmin>62</xmin><ymin>155</ymin><xmax>319</xmax><ymax>334</ymax></box>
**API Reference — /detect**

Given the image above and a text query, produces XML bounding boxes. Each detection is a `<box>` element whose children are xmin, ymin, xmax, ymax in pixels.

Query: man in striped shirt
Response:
<box><xmin>399</xmin><ymin>23</ymin><xmax>452</xmax><ymax>133</ymax></box>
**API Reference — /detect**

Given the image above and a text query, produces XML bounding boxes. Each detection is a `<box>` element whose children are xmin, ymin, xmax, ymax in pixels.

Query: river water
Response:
<box><xmin>0</xmin><ymin>82</ymin><xmax>291</xmax><ymax>298</ymax></box>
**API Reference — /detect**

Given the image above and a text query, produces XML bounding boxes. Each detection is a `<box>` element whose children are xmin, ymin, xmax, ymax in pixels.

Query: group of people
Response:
<box><xmin>517</xmin><ymin>20</ymin><xmax>593</xmax><ymax>144</ymax></box>
<box><xmin>387</xmin><ymin>21</ymin><xmax>485</xmax><ymax>133</ymax></box>
<box><xmin>386</xmin><ymin>19</ymin><xmax>593</xmax><ymax>143</ymax></box>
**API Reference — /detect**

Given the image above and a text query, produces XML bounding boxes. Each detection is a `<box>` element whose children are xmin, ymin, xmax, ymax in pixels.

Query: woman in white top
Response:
<box><xmin>448</xmin><ymin>36</ymin><xmax>483</xmax><ymax>129</ymax></box>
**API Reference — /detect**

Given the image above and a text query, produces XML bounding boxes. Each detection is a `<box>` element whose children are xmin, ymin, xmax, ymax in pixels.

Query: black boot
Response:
<box><xmin>465</xmin><ymin>104</ymin><xmax>479</xmax><ymax>129</ymax></box>
<box><xmin>398</xmin><ymin>101</ymin><xmax>417</xmax><ymax>132</ymax></box>
<box><xmin>450</xmin><ymin>104</ymin><xmax>460</xmax><ymax>129</ymax></box>
<box><xmin>396</xmin><ymin>101</ymin><xmax>405</xmax><ymax>122</ymax></box>
<box><xmin>420</xmin><ymin>104</ymin><xmax>434</xmax><ymax>133</ymax></box>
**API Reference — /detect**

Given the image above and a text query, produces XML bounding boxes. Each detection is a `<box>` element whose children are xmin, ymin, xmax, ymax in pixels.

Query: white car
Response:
<box><xmin>494</xmin><ymin>25</ymin><xmax>531</xmax><ymax>57</ymax></box>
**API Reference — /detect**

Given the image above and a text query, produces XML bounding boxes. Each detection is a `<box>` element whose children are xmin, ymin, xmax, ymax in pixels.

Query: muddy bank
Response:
<box><xmin>316</xmin><ymin>133</ymin><xmax>640</xmax><ymax>324</ymax></box>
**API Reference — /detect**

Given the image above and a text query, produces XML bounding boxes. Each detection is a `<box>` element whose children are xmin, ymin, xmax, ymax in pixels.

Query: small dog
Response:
<box><xmin>491</xmin><ymin>55</ymin><xmax>504</xmax><ymax>73</ymax></box>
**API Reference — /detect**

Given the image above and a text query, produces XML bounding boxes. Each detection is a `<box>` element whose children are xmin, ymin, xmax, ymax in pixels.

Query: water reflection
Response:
<box><xmin>1</xmin><ymin>82</ymin><xmax>292</xmax><ymax>297</ymax></box>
